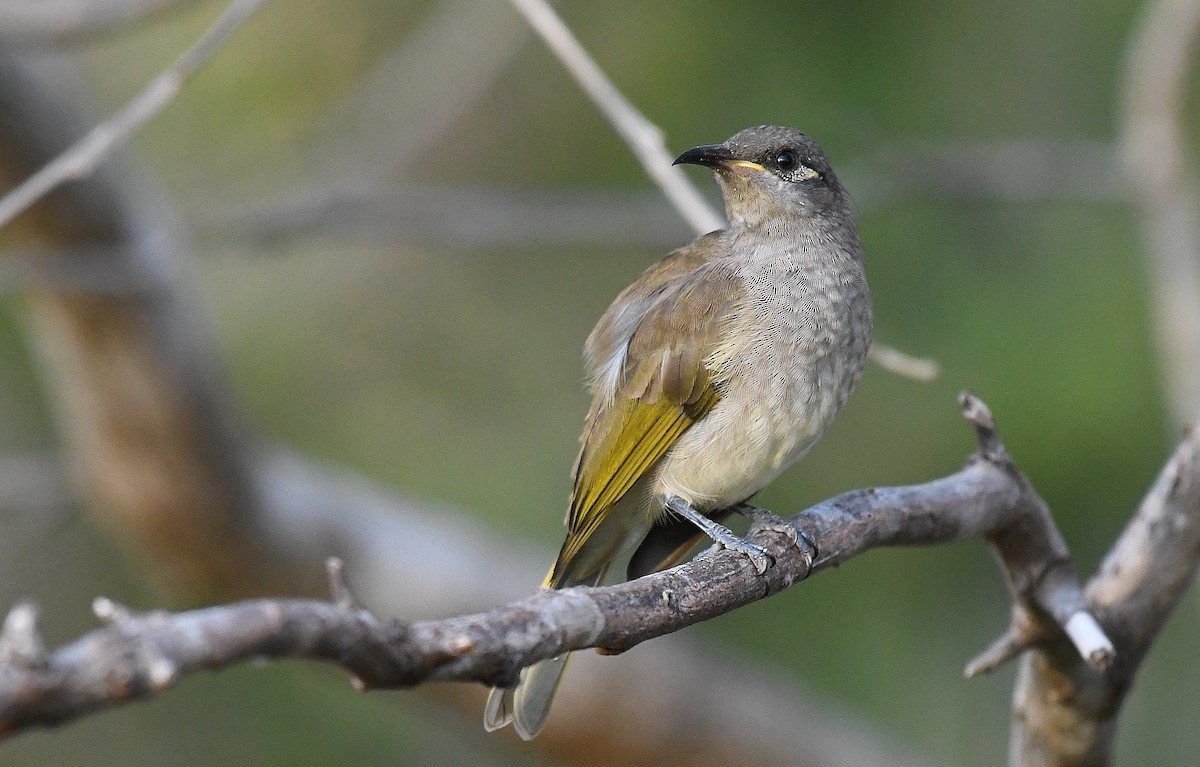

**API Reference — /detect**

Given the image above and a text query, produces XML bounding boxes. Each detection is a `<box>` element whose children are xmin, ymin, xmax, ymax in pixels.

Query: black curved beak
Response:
<box><xmin>673</xmin><ymin>144</ymin><xmax>765</xmax><ymax>174</ymax></box>
<box><xmin>672</xmin><ymin>144</ymin><xmax>733</xmax><ymax>168</ymax></box>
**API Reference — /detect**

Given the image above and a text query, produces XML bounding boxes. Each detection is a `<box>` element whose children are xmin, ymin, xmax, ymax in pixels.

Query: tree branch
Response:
<box><xmin>194</xmin><ymin>141</ymin><xmax>1122</xmax><ymax>255</ymax></box>
<box><xmin>196</xmin><ymin>183</ymin><xmax>694</xmax><ymax>250</ymax></box>
<box><xmin>0</xmin><ymin>394</ymin><xmax>1114</xmax><ymax>739</ymax></box>
<box><xmin>1091</xmin><ymin>424</ymin><xmax>1200</xmax><ymax>651</ymax></box>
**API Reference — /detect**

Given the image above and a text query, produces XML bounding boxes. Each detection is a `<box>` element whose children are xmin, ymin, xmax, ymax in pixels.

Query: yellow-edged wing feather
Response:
<box><xmin>488</xmin><ymin>234</ymin><xmax>735</xmax><ymax>741</ymax></box>
<box><xmin>557</xmin><ymin>378</ymin><xmax>718</xmax><ymax>571</ymax></box>
<box><xmin>548</xmin><ymin>235</ymin><xmax>738</xmax><ymax>586</ymax></box>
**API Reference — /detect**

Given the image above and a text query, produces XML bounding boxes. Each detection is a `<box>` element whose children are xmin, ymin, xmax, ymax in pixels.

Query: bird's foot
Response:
<box><xmin>664</xmin><ymin>496</ymin><xmax>773</xmax><ymax>574</ymax></box>
<box><xmin>731</xmin><ymin>503</ymin><xmax>817</xmax><ymax>574</ymax></box>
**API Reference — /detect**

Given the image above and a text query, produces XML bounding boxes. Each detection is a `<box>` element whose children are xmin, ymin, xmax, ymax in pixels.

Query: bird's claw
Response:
<box><xmin>726</xmin><ymin>538</ymin><xmax>773</xmax><ymax>574</ymax></box>
<box><xmin>666</xmin><ymin>496</ymin><xmax>775</xmax><ymax>574</ymax></box>
<box><xmin>733</xmin><ymin>503</ymin><xmax>817</xmax><ymax>573</ymax></box>
<box><xmin>696</xmin><ymin>529</ymin><xmax>774</xmax><ymax>574</ymax></box>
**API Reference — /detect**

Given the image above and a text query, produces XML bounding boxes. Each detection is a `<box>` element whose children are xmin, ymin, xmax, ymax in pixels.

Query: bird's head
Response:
<box><xmin>673</xmin><ymin>125</ymin><xmax>849</xmax><ymax>229</ymax></box>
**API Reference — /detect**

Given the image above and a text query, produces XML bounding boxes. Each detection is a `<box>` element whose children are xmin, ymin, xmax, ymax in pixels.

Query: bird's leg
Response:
<box><xmin>731</xmin><ymin>502</ymin><xmax>817</xmax><ymax>573</ymax></box>
<box><xmin>664</xmin><ymin>496</ymin><xmax>772</xmax><ymax>574</ymax></box>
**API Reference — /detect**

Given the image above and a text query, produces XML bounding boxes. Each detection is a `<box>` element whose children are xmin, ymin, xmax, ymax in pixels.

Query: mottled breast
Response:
<box><xmin>654</xmin><ymin>229</ymin><xmax>872</xmax><ymax>509</ymax></box>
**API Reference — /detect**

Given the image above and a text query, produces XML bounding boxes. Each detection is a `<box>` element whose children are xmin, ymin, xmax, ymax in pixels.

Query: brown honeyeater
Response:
<box><xmin>484</xmin><ymin>125</ymin><xmax>873</xmax><ymax>739</ymax></box>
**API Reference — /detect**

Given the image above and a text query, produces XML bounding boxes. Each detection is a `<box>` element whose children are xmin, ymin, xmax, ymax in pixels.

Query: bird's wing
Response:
<box><xmin>583</xmin><ymin>231</ymin><xmax>724</xmax><ymax>375</ymax></box>
<box><xmin>551</xmin><ymin>236</ymin><xmax>738</xmax><ymax>582</ymax></box>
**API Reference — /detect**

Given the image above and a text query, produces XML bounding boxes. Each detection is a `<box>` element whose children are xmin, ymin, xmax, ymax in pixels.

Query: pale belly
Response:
<box><xmin>653</xmin><ymin>339</ymin><xmax>866</xmax><ymax>511</ymax></box>
<box><xmin>652</xmin><ymin>258</ymin><xmax>871</xmax><ymax>510</ymax></box>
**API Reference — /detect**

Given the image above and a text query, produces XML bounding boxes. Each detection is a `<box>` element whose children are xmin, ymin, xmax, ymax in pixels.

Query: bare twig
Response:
<box><xmin>0</xmin><ymin>396</ymin><xmax>1112</xmax><ymax>739</ymax></box>
<box><xmin>0</xmin><ymin>0</ymin><xmax>194</xmax><ymax>42</ymax></box>
<box><xmin>0</xmin><ymin>0</ymin><xmax>267</xmax><ymax>231</ymax></box>
<box><xmin>956</xmin><ymin>394</ymin><xmax>1115</xmax><ymax>669</ymax></box>
<box><xmin>1120</xmin><ymin>0</ymin><xmax>1200</xmax><ymax>428</ymax></box>
<box><xmin>867</xmin><ymin>344</ymin><xmax>941</xmax><ymax>383</ymax></box>
<box><xmin>506</xmin><ymin>0</ymin><xmax>724</xmax><ymax>234</ymax></box>
<box><xmin>0</xmin><ymin>598</ymin><xmax>399</xmax><ymax>735</ymax></box>
<box><xmin>964</xmin><ymin>610</ymin><xmax>1039</xmax><ymax>678</ymax></box>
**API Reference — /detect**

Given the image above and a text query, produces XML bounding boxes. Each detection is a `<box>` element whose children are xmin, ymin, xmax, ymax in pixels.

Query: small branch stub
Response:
<box><xmin>868</xmin><ymin>344</ymin><xmax>941</xmax><ymax>383</ymax></box>
<box><xmin>92</xmin><ymin>596</ymin><xmax>133</xmax><ymax>625</ymax></box>
<box><xmin>0</xmin><ymin>602</ymin><xmax>47</xmax><ymax>667</ymax></box>
<box><xmin>326</xmin><ymin>557</ymin><xmax>359</xmax><ymax>609</ymax></box>
<box><xmin>146</xmin><ymin>656</ymin><xmax>179</xmax><ymax>692</ymax></box>
<box><xmin>965</xmin><ymin>626</ymin><xmax>1034</xmax><ymax>678</ymax></box>
<box><xmin>1065</xmin><ymin>611</ymin><xmax>1116</xmax><ymax>670</ymax></box>
<box><xmin>959</xmin><ymin>390</ymin><xmax>1007</xmax><ymax>461</ymax></box>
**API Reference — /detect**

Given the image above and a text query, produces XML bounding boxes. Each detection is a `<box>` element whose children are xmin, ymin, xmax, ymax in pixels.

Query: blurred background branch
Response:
<box><xmin>1120</xmin><ymin>0</ymin><xmax>1200</xmax><ymax>430</ymax></box>
<box><xmin>305</xmin><ymin>0</ymin><xmax>529</xmax><ymax>194</ymax></box>
<box><xmin>195</xmin><ymin>141</ymin><xmax>1126</xmax><ymax>252</ymax></box>
<box><xmin>0</xmin><ymin>0</ymin><xmax>194</xmax><ymax>42</ymax></box>
<box><xmin>0</xmin><ymin>0</ymin><xmax>266</xmax><ymax>230</ymax></box>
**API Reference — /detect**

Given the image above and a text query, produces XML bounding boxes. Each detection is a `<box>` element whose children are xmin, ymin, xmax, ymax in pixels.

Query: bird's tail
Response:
<box><xmin>483</xmin><ymin>564</ymin><xmax>608</xmax><ymax>739</ymax></box>
<box><xmin>482</xmin><ymin>654</ymin><xmax>571</xmax><ymax>740</ymax></box>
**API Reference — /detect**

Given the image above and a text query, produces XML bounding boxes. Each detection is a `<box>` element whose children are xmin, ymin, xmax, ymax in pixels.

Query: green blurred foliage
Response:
<box><xmin>1</xmin><ymin>0</ymin><xmax>1198</xmax><ymax>764</ymax></box>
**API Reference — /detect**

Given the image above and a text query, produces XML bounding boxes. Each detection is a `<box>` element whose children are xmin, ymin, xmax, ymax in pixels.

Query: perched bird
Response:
<box><xmin>484</xmin><ymin>125</ymin><xmax>873</xmax><ymax>739</ymax></box>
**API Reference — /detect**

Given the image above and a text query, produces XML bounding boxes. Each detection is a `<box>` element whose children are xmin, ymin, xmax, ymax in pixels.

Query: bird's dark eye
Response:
<box><xmin>774</xmin><ymin>150</ymin><xmax>798</xmax><ymax>171</ymax></box>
